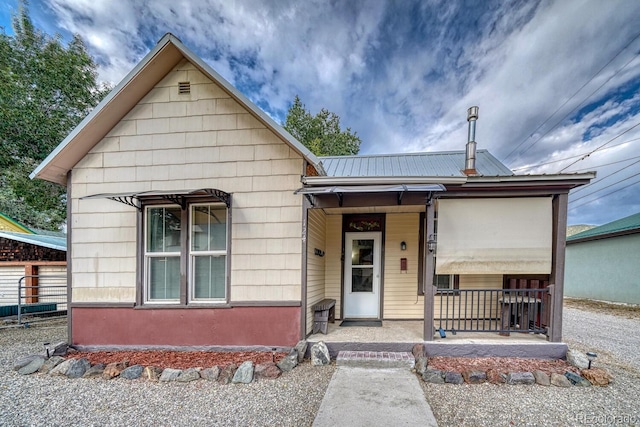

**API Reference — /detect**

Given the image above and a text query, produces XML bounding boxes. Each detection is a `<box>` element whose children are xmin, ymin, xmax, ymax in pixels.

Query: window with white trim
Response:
<box><xmin>144</xmin><ymin>202</ymin><xmax>228</xmax><ymax>303</ymax></box>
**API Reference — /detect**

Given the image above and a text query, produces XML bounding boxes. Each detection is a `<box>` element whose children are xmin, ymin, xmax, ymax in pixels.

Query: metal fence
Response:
<box><xmin>0</xmin><ymin>274</ymin><xmax>67</xmax><ymax>325</ymax></box>
<box><xmin>435</xmin><ymin>287</ymin><xmax>552</xmax><ymax>336</ymax></box>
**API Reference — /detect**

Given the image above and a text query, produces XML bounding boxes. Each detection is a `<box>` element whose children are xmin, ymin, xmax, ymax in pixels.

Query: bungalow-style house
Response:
<box><xmin>31</xmin><ymin>34</ymin><xmax>594</xmax><ymax>352</ymax></box>
<box><xmin>0</xmin><ymin>213</ymin><xmax>67</xmax><ymax>316</ymax></box>
<box><xmin>565</xmin><ymin>212</ymin><xmax>640</xmax><ymax>305</ymax></box>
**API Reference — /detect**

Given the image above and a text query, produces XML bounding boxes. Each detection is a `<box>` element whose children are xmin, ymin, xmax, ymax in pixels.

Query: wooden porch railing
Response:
<box><xmin>435</xmin><ymin>287</ymin><xmax>552</xmax><ymax>336</ymax></box>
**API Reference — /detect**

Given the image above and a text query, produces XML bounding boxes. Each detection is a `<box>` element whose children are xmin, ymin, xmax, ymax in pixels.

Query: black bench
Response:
<box><xmin>312</xmin><ymin>298</ymin><xmax>336</xmax><ymax>334</ymax></box>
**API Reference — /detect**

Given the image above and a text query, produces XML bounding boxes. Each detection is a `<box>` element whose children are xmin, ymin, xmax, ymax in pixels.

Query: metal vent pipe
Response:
<box><xmin>464</xmin><ymin>106</ymin><xmax>479</xmax><ymax>175</ymax></box>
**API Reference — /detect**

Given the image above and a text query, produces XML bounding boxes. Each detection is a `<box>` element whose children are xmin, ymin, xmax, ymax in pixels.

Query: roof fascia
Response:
<box><xmin>0</xmin><ymin>212</ymin><xmax>34</xmax><ymax>234</ymax></box>
<box><xmin>567</xmin><ymin>228</ymin><xmax>640</xmax><ymax>244</ymax></box>
<box><xmin>0</xmin><ymin>232</ymin><xmax>66</xmax><ymax>251</ymax></box>
<box><xmin>301</xmin><ymin>176</ymin><xmax>468</xmax><ymax>186</ymax></box>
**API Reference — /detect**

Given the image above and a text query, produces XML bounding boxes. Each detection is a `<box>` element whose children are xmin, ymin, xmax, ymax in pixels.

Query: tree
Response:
<box><xmin>283</xmin><ymin>95</ymin><xmax>361</xmax><ymax>156</ymax></box>
<box><xmin>0</xmin><ymin>2</ymin><xmax>109</xmax><ymax>230</ymax></box>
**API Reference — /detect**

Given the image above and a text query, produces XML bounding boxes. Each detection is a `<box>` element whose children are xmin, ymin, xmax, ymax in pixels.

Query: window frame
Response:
<box><xmin>139</xmin><ymin>197</ymin><xmax>231</xmax><ymax>307</ymax></box>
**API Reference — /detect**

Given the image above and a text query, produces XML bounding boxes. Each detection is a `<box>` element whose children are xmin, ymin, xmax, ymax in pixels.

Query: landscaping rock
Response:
<box><xmin>412</xmin><ymin>343</ymin><xmax>425</xmax><ymax>359</ymax></box>
<box><xmin>66</xmin><ymin>358</ymin><xmax>91</xmax><ymax>379</ymax></box>
<box><xmin>254</xmin><ymin>362</ymin><xmax>281</xmax><ymax>380</ymax></box>
<box><xmin>82</xmin><ymin>364</ymin><xmax>105</xmax><ymax>378</ymax></box>
<box><xmin>142</xmin><ymin>366</ymin><xmax>163</xmax><ymax>381</ymax></box>
<box><xmin>462</xmin><ymin>370</ymin><xmax>487</xmax><ymax>384</ymax></box>
<box><xmin>566</xmin><ymin>349</ymin><xmax>589</xmax><ymax>370</ymax></box>
<box><xmin>39</xmin><ymin>356</ymin><xmax>65</xmax><ymax>374</ymax></box>
<box><xmin>422</xmin><ymin>369</ymin><xmax>445</xmax><ymax>384</ymax></box>
<box><xmin>294</xmin><ymin>341</ymin><xmax>308</xmax><ymax>363</ymax></box>
<box><xmin>102</xmin><ymin>361</ymin><xmax>128</xmax><ymax>379</ymax></box>
<box><xmin>177</xmin><ymin>368</ymin><xmax>201</xmax><ymax>382</ymax></box>
<box><xmin>311</xmin><ymin>341</ymin><xmax>330</xmax><ymax>366</ymax></box>
<box><xmin>232</xmin><ymin>361</ymin><xmax>254</xmax><ymax>384</ymax></box>
<box><xmin>13</xmin><ymin>354</ymin><xmax>43</xmax><ymax>371</ymax></box>
<box><xmin>415</xmin><ymin>357</ymin><xmax>428</xmax><ymax>375</ymax></box>
<box><xmin>277</xmin><ymin>352</ymin><xmax>298</xmax><ymax>372</ymax></box>
<box><xmin>121</xmin><ymin>364</ymin><xmax>144</xmax><ymax>380</ymax></box>
<box><xmin>486</xmin><ymin>368</ymin><xmax>506</xmax><ymax>384</ymax></box>
<box><xmin>565</xmin><ymin>371</ymin><xmax>591</xmax><ymax>387</ymax></box>
<box><xmin>445</xmin><ymin>371</ymin><xmax>464</xmax><ymax>384</ymax></box>
<box><xmin>217</xmin><ymin>364</ymin><xmax>237</xmax><ymax>385</ymax></box>
<box><xmin>51</xmin><ymin>342</ymin><xmax>70</xmax><ymax>357</ymax></box>
<box><xmin>507</xmin><ymin>372</ymin><xmax>535</xmax><ymax>385</ymax></box>
<box><xmin>159</xmin><ymin>368</ymin><xmax>182</xmax><ymax>382</ymax></box>
<box><xmin>581</xmin><ymin>368</ymin><xmax>612</xmax><ymax>386</ymax></box>
<box><xmin>49</xmin><ymin>359</ymin><xmax>74</xmax><ymax>376</ymax></box>
<box><xmin>200</xmin><ymin>366</ymin><xmax>220</xmax><ymax>381</ymax></box>
<box><xmin>551</xmin><ymin>372</ymin><xmax>572</xmax><ymax>387</ymax></box>
<box><xmin>532</xmin><ymin>370</ymin><xmax>550</xmax><ymax>386</ymax></box>
<box><xmin>18</xmin><ymin>356</ymin><xmax>45</xmax><ymax>375</ymax></box>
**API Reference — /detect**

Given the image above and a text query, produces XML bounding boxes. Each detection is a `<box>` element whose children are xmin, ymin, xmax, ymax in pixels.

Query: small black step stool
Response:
<box><xmin>312</xmin><ymin>298</ymin><xmax>336</xmax><ymax>334</ymax></box>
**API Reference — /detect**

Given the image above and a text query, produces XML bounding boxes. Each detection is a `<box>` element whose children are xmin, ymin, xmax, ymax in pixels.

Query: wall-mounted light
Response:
<box><xmin>400</xmin><ymin>241</ymin><xmax>407</xmax><ymax>251</ymax></box>
<box><xmin>314</xmin><ymin>248</ymin><xmax>325</xmax><ymax>257</ymax></box>
<box><xmin>586</xmin><ymin>351</ymin><xmax>597</xmax><ymax>369</ymax></box>
<box><xmin>427</xmin><ymin>234</ymin><xmax>437</xmax><ymax>253</ymax></box>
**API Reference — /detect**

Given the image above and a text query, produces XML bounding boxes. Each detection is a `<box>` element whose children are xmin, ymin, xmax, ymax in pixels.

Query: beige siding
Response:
<box><xmin>383</xmin><ymin>213</ymin><xmax>423</xmax><ymax>319</ymax></box>
<box><xmin>324</xmin><ymin>214</ymin><xmax>342</xmax><ymax>318</ymax></box>
<box><xmin>71</xmin><ymin>58</ymin><xmax>304</xmax><ymax>303</ymax></box>
<box><xmin>306</xmin><ymin>209</ymin><xmax>326</xmax><ymax>334</ymax></box>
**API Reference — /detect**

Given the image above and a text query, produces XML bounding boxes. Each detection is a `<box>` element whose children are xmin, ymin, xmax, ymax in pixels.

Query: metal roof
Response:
<box><xmin>0</xmin><ymin>231</ymin><xmax>67</xmax><ymax>251</ymax></box>
<box><xmin>567</xmin><ymin>211</ymin><xmax>640</xmax><ymax>242</ymax></box>
<box><xmin>319</xmin><ymin>149</ymin><xmax>513</xmax><ymax>177</ymax></box>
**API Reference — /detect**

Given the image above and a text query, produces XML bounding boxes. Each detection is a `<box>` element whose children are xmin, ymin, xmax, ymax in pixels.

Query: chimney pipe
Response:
<box><xmin>464</xmin><ymin>106</ymin><xmax>479</xmax><ymax>175</ymax></box>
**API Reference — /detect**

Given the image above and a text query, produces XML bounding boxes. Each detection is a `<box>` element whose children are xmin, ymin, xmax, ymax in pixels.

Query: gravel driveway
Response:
<box><xmin>422</xmin><ymin>303</ymin><xmax>640</xmax><ymax>426</ymax></box>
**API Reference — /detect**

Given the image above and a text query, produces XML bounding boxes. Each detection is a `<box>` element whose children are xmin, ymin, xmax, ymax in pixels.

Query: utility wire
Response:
<box><xmin>571</xmin><ymin>158</ymin><xmax>640</xmax><ymax>195</ymax></box>
<box><xmin>569</xmin><ymin>169</ymin><xmax>640</xmax><ymax>204</ymax></box>
<box><xmin>568</xmin><ymin>177</ymin><xmax>640</xmax><ymax>211</ymax></box>
<box><xmin>570</xmin><ymin>154</ymin><xmax>640</xmax><ymax>173</ymax></box>
<box><xmin>560</xmin><ymin>120</ymin><xmax>640</xmax><ymax>172</ymax></box>
<box><xmin>505</xmin><ymin>29</ymin><xmax>640</xmax><ymax>162</ymax></box>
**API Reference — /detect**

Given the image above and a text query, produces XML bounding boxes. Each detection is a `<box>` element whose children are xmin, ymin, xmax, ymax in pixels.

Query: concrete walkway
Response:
<box><xmin>313</xmin><ymin>366</ymin><xmax>438</xmax><ymax>427</ymax></box>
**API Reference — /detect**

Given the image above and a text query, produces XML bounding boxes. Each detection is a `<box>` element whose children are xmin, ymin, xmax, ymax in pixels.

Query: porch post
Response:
<box><xmin>549</xmin><ymin>192</ymin><xmax>568</xmax><ymax>342</ymax></box>
<box><xmin>423</xmin><ymin>200</ymin><xmax>436</xmax><ymax>341</ymax></box>
<box><xmin>300</xmin><ymin>197</ymin><xmax>310</xmax><ymax>340</ymax></box>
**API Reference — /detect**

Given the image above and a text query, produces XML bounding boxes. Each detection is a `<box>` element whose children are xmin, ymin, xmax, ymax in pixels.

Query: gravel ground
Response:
<box><xmin>422</xmin><ymin>302</ymin><xmax>640</xmax><ymax>426</ymax></box>
<box><xmin>0</xmin><ymin>320</ymin><xmax>335</xmax><ymax>427</ymax></box>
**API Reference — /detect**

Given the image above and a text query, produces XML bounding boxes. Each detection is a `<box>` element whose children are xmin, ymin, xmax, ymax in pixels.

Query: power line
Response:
<box><xmin>504</xmin><ymin>29</ymin><xmax>640</xmax><ymax>162</ymax></box>
<box><xmin>571</xmin><ymin>158</ymin><xmax>640</xmax><ymax>196</ymax></box>
<box><xmin>569</xmin><ymin>169</ymin><xmax>640</xmax><ymax>205</ymax></box>
<box><xmin>560</xmin><ymin>120</ymin><xmax>640</xmax><ymax>172</ymax></box>
<box><xmin>568</xmin><ymin>177</ymin><xmax>640</xmax><ymax>211</ymax></box>
<box><xmin>571</xmin><ymin>153</ymin><xmax>640</xmax><ymax>173</ymax></box>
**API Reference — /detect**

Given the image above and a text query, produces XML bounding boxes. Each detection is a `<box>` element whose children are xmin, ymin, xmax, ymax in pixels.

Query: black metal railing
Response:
<box><xmin>435</xmin><ymin>288</ymin><xmax>551</xmax><ymax>336</ymax></box>
<box><xmin>15</xmin><ymin>275</ymin><xmax>67</xmax><ymax>325</ymax></box>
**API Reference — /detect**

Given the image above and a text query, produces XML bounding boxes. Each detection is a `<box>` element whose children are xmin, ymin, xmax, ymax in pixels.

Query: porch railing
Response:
<box><xmin>435</xmin><ymin>287</ymin><xmax>551</xmax><ymax>336</ymax></box>
<box><xmin>13</xmin><ymin>275</ymin><xmax>67</xmax><ymax>325</ymax></box>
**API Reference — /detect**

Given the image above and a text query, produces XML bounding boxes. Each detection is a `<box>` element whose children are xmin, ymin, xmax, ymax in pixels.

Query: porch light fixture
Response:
<box><xmin>400</xmin><ymin>241</ymin><xmax>407</xmax><ymax>251</ymax></box>
<box><xmin>586</xmin><ymin>352</ymin><xmax>597</xmax><ymax>369</ymax></box>
<box><xmin>427</xmin><ymin>234</ymin><xmax>437</xmax><ymax>253</ymax></box>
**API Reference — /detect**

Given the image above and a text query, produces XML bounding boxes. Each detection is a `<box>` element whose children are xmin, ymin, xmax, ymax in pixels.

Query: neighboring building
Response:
<box><xmin>0</xmin><ymin>213</ymin><xmax>67</xmax><ymax>311</ymax></box>
<box><xmin>31</xmin><ymin>34</ymin><xmax>593</xmax><ymax>349</ymax></box>
<box><xmin>565</xmin><ymin>212</ymin><xmax>640</xmax><ymax>305</ymax></box>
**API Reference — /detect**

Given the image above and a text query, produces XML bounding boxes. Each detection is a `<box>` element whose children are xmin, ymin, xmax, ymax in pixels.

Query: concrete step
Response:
<box><xmin>336</xmin><ymin>351</ymin><xmax>415</xmax><ymax>369</ymax></box>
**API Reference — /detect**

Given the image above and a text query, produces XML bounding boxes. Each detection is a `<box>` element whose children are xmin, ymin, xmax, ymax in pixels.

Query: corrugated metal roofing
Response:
<box><xmin>0</xmin><ymin>231</ymin><xmax>67</xmax><ymax>251</ymax></box>
<box><xmin>319</xmin><ymin>149</ymin><xmax>513</xmax><ymax>177</ymax></box>
<box><xmin>567</xmin><ymin>212</ymin><xmax>640</xmax><ymax>241</ymax></box>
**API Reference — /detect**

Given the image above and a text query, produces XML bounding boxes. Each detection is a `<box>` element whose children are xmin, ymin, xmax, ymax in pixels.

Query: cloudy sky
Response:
<box><xmin>2</xmin><ymin>0</ymin><xmax>640</xmax><ymax>226</ymax></box>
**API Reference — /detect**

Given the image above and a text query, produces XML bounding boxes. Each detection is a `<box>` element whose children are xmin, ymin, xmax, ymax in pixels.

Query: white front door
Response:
<box><xmin>343</xmin><ymin>232</ymin><xmax>381</xmax><ymax>318</ymax></box>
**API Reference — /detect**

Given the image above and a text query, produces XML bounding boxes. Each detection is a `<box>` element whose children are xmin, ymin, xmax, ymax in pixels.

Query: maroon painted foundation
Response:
<box><xmin>72</xmin><ymin>306</ymin><xmax>301</xmax><ymax>347</ymax></box>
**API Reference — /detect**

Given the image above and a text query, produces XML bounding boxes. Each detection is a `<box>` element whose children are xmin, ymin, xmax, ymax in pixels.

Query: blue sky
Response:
<box><xmin>2</xmin><ymin>0</ymin><xmax>640</xmax><ymax>226</ymax></box>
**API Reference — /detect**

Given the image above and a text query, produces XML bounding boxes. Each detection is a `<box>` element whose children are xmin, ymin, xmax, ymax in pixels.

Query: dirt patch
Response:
<box><xmin>69</xmin><ymin>350</ymin><xmax>288</xmax><ymax>369</ymax></box>
<box><xmin>427</xmin><ymin>356</ymin><xmax>578</xmax><ymax>376</ymax></box>
<box><xmin>564</xmin><ymin>298</ymin><xmax>640</xmax><ymax>319</ymax></box>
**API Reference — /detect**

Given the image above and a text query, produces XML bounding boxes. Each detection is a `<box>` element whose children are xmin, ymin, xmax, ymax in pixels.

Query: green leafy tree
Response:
<box><xmin>0</xmin><ymin>2</ymin><xmax>109</xmax><ymax>230</ymax></box>
<box><xmin>284</xmin><ymin>95</ymin><xmax>361</xmax><ymax>156</ymax></box>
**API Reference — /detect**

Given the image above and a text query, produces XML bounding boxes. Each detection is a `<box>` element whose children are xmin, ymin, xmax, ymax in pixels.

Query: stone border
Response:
<box><xmin>12</xmin><ymin>340</ymin><xmax>332</xmax><ymax>384</ymax></box>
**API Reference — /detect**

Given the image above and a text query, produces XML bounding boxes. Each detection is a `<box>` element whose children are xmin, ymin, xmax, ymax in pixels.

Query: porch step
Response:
<box><xmin>336</xmin><ymin>351</ymin><xmax>416</xmax><ymax>369</ymax></box>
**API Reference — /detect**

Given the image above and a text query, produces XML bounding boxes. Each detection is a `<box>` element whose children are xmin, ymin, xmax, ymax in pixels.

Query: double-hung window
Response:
<box><xmin>144</xmin><ymin>201</ymin><xmax>228</xmax><ymax>304</ymax></box>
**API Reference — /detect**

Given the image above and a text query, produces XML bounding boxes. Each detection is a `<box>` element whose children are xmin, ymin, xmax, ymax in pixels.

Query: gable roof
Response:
<box><xmin>0</xmin><ymin>230</ymin><xmax>66</xmax><ymax>251</ymax></box>
<box><xmin>320</xmin><ymin>149</ymin><xmax>513</xmax><ymax>178</ymax></box>
<box><xmin>567</xmin><ymin>211</ymin><xmax>640</xmax><ymax>243</ymax></box>
<box><xmin>31</xmin><ymin>33</ymin><xmax>324</xmax><ymax>186</ymax></box>
<box><xmin>0</xmin><ymin>212</ymin><xmax>34</xmax><ymax>234</ymax></box>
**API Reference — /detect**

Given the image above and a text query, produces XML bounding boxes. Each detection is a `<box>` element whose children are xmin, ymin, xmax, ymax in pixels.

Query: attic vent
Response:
<box><xmin>178</xmin><ymin>81</ymin><xmax>191</xmax><ymax>94</ymax></box>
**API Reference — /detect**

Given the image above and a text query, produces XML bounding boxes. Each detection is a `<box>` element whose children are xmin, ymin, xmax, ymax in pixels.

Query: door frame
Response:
<box><xmin>343</xmin><ymin>231</ymin><xmax>382</xmax><ymax>319</ymax></box>
<box><xmin>340</xmin><ymin>214</ymin><xmax>386</xmax><ymax>320</ymax></box>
